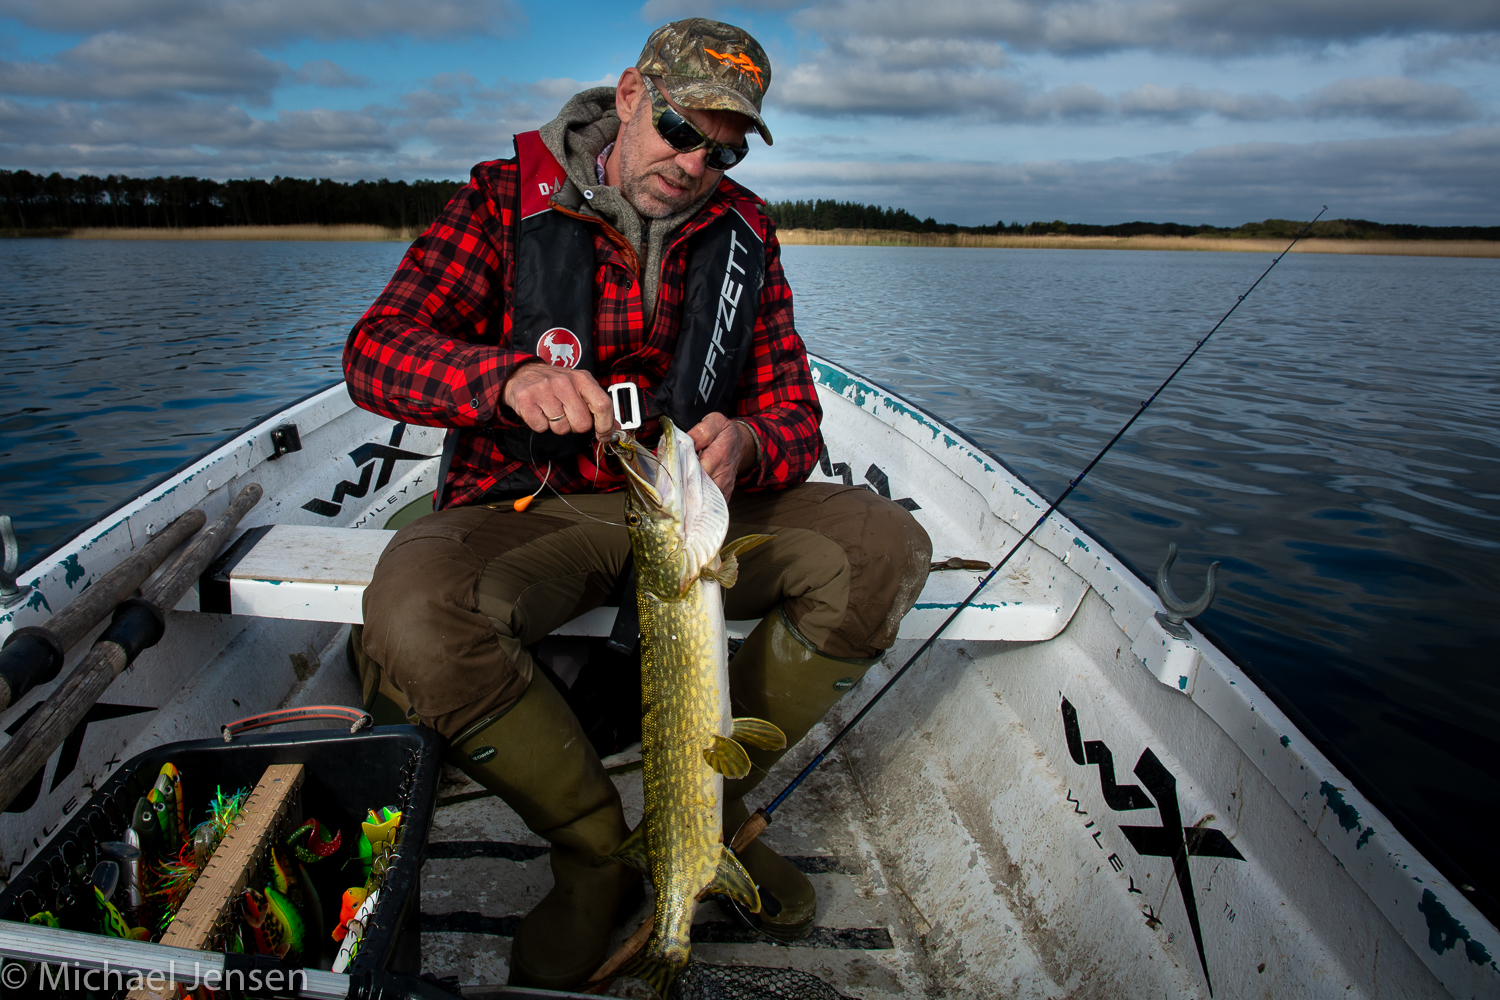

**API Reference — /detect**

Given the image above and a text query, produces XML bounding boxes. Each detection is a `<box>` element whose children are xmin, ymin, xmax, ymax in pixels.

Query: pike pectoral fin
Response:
<box><xmin>703</xmin><ymin>735</ymin><xmax>752</xmax><ymax>779</ymax></box>
<box><xmin>709</xmin><ymin>534</ymin><xmax>776</xmax><ymax>588</ymax></box>
<box><xmin>706</xmin><ymin>846</ymin><xmax>762</xmax><ymax>913</ymax></box>
<box><xmin>604</xmin><ymin>824</ymin><xmax>649</xmax><ymax>872</ymax></box>
<box><xmin>731</xmin><ymin>717</ymin><xmax>787</xmax><ymax>751</ymax></box>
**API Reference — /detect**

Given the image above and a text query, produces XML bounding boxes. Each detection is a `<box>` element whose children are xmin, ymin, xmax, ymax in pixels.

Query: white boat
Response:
<box><xmin>0</xmin><ymin>354</ymin><xmax>1494</xmax><ymax>999</ymax></box>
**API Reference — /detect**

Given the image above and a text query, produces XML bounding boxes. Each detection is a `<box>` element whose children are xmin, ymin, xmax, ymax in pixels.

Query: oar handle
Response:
<box><xmin>0</xmin><ymin>485</ymin><xmax>262</xmax><ymax>813</ymax></box>
<box><xmin>0</xmin><ymin>508</ymin><xmax>206</xmax><ymax>710</ymax></box>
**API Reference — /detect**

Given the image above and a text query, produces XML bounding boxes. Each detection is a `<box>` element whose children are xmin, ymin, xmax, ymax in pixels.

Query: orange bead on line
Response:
<box><xmin>513</xmin><ymin>496</ymin><xmax>533</xmax><ymax>512</ymax></box>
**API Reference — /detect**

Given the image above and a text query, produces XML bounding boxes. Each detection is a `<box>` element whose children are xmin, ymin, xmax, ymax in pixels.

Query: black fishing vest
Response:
<box><xmin>490</xmin><ymin>130</ymin><xmax>766</xmax><ymax>468</ymax></box>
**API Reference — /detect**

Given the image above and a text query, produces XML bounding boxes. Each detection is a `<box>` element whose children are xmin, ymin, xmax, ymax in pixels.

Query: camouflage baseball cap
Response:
<box><xmin>637</xmin><ymin>18</ymin><xmax>773</xmax><ymax>145</ymax></box>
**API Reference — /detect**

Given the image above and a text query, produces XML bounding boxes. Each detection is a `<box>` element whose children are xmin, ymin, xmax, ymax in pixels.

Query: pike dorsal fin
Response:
<box><xmin>731</xmin><ymin>717</ymin><xmax>786</xmax><ymax>751</ymax></box>
<box><xmin>705</xmin><ymin>846</ymin><xmax>761</xmax><ymax>913</ymax></box>
<box><xmin>703</xmin><ymin>735</ymin><xmax>751</xmax><ymax>779</ymax></box>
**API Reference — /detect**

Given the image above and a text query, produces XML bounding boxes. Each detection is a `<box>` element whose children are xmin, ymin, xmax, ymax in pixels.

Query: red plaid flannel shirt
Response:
<box><xmin>344</xmin><ymin>157</ymin><xmax>823</xmax><ymax>509</ymax></box>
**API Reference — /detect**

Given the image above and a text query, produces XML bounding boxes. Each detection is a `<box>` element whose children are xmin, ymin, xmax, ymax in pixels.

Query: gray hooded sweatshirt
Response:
<box><xmin>537</xmin><ymin>87</ymin><xmax>717</xmax><ymax>327</ymax></box>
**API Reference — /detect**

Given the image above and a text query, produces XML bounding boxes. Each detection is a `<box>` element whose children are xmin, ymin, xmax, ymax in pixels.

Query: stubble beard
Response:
<box><xmin>617</xmin><ymin>110</ymin><xmax>699</xmax><ymax>219</ymax></box>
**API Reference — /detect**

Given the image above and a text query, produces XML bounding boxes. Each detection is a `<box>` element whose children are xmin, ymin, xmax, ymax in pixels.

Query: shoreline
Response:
<box><xmin>3</xmin><ymin>224</ymin><xmax>1497</xmax><ymax>257</ymax></box>
<box><xmin>776</xmin><ymin>229</ymin><xmax>1500</xmax><ymax>257</ymax></box>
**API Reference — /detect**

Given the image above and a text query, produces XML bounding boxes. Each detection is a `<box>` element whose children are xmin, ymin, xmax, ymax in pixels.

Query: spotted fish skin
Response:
<box><xmin>610</xmin><ymin>419</ymin><xmax>782</xmax><ymax>997</ymax></box>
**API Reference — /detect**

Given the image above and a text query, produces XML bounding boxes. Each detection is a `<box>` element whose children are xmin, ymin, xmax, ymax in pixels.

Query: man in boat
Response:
<box><xmin>343</xmin><ymin>18</ymin><xmax>931</xmax><ymax>990</ymax></box>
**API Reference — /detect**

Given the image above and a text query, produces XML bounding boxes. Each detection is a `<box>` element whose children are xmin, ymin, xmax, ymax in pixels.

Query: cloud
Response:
<box><xmin>0</xmin><ymin>66</ymin><xmax>585</xmax><ymax>179</ymax></box>
<box><xmin>1117</xmin><ymin>84</ymin><xmax>1292</xmax><ymax>121</ymax></box>
<box><xmin>733</xmin><ymin>127</ymin><xmax>1500</xmax><ymax>226</ymax></box>
<box><xmin>776</xmin><ymin>62</ymin><xmax>1479</xmax><ymax>125</ymax></box>
<box><xmin>293</xmin><ymin>59</ymin><xmax>369</xmax><ymax>89</ymax></box>
<box><xmin>0</xmin><ymin>33</ymin><xmax>285</xmax><ymax>102</ymax></box>
<box><xmin>1404</xmin><ymin>33</ymin><xmax>1500</xmax><ymax>73</ymax></box>
<box><xmin>0</xmin><ymin>0</ymin><xmax>524</xmax><ymax>44</ymax></box>
<box><xmin>765</xmin><ymin>0</ymin><xmax>1500</xmax><ymax>57</ymax></box>
<box><xmin>1303</xmin><ymin>76</ymin><xmax>1479</xmax><ymax>122</ymax></box>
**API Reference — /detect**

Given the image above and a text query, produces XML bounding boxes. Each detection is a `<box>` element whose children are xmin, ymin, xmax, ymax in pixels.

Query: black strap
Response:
<box><xmin>97</xmin><ymin>598</ymin><xmax>165</xmax><ymax>663</ymax></box>
<box><xmin>605</xmin><ymin>554</ymin><xmax>639</xmax><ymax>656</ymax></box>
<box><xmin>0</xmin><ymin>626</ymin><xmax>65</xmax><ymax>701</ymax></box>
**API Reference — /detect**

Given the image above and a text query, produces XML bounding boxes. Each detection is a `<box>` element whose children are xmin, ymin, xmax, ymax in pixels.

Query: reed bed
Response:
<box><xmin>65</xmin><ymin>224</ymin><xmax>418</xmax><ymax>242</ymax></box>
<box><xmin>777</xmin><ymin>229</ymin><xmax>1500</xmax><ymax>257</ymax></box>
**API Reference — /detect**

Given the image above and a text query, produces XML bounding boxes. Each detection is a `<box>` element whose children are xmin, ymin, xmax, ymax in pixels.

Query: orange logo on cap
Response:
<box><xmin>704</xmin><ymin>48</ymin><xmax>764</xmax><ymax>90</ymax></box>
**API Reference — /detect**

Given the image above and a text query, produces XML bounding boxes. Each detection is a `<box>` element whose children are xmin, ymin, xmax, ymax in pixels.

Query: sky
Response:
<box><xmin>1</xmin><ymin>0</ymin><xmax>1498</xmax><ymax>226</ymax></box>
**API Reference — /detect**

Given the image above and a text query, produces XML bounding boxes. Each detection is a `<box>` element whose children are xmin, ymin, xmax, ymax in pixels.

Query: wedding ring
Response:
<box><xmin>548</xmin><ymin>414</ymin><xmax>565</xmax><ymax>422</ymax></box>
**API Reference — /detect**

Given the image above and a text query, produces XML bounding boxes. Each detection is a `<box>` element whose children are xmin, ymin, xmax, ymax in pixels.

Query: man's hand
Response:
<box><xmin>689</xmin><ymin>413</ymin><xmax>757</xmax><ymax>500</ymax></box>
<box><xmin>503</xmin><ymin>361</ymin><xmax>617</xmax><ymax>437</ymax></box>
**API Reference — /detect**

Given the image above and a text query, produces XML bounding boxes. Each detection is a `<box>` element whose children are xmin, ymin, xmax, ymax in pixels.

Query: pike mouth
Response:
<box><xmin>610</xmin><ymin>430</ymin><xmax>666</xmax><ymax>511</ymax></box>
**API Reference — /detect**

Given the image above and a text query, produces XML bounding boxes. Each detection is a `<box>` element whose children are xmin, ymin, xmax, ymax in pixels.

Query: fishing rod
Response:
<box><xmin>757</xmin><ymin>205</ymin><xmax>1330</xmax><ymax>825</ymax></box>
<box><xmin>587</xmin><ymin>208</ymin><xmax>1330</xmax><ymax>989</ymax></box>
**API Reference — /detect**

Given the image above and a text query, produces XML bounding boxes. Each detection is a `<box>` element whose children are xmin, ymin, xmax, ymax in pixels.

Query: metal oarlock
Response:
<box><xmin>0</xmin><ymin>515</ymin><xmax>32</xmax><ymax>609</ymax></box>
<box><xmin>1154</xmin><ymin>543</ymin><xmax>1221</xmax><ymax>640</ymax></box>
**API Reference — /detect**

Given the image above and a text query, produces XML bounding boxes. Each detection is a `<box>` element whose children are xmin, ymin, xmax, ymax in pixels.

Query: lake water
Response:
<box><xmin>2</xmin><ymin>238</ymin><xmax>1497</xmax><ymax>918</ymax></box>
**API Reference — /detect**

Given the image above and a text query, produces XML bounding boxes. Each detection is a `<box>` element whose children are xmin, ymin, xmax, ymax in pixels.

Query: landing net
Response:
<box><xmin>672</xmin><ymin>962</ymin><xmax>859</xmax><ymax>1000</ymax></box>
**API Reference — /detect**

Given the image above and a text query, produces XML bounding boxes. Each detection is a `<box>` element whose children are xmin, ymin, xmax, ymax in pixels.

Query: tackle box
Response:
<box><xmin>0</xmin><ymin>724</ymin><xmax>441</xmax><ymax>978</ymax></box>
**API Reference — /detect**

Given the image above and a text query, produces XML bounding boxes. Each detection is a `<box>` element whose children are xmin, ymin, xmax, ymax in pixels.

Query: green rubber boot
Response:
<box><xmin>447</xmin><ymin>674</ymin><xmax>638</xmax><ymax>990</ymax></box>
<box><xmin>719</xmin><ymin>607</ymin><xmax>881</xmax><ymax>942</ymax></box>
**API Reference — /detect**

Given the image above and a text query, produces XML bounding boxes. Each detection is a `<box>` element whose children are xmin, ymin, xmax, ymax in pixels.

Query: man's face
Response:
<box><xmin>612</xmin><ymin>69</ymin><xmax>749</xmax><ymax>219</ymax></box>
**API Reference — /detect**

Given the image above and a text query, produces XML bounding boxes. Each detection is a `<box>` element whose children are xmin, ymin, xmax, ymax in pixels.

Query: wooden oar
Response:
<box><xmin>0</xmin><ymin>508</ymin><xmax>207</xmax><ymax>710</ymax></box>
<box><xmin>0</xmin><ymin>484</ymin><xmax>262</xmax><ymax>813</ymax></box>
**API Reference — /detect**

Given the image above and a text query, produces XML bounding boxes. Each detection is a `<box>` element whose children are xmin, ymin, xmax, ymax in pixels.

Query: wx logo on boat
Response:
<box><xmin>818</xmin><ymin>452</ymin><xmax>920</xmax><ymax>512</ymax></box>
<box><xmin>1061</xmin><ymin>698</ymin><xmax>1244</xmax><ymax>996</ymax></box>
<box><xmin>303</xmin><ymin>424</ymin><xmax>431</xmax><ymax>517</ymax></box>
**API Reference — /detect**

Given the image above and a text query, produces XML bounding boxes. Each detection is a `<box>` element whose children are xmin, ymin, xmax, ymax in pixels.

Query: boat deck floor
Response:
<box><xmin>420</xmin><ymin>749</ymin><xmax>922</xmax><ymax>998</ymax></box>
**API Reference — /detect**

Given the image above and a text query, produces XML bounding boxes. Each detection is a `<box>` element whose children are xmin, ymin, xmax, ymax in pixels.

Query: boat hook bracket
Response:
<box><xmin>0</xmin><ymin>516</ymin><xmax>33</xmax><ymax>609</ymax></box>
<box><xmin>1154</xmin><ymin>542</ymin><xmax>1220</xmax><ymax>641</ymax></box>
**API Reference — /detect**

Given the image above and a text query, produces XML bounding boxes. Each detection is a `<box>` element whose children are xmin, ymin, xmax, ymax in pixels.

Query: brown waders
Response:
<box><xmin>354</xmin><ymin>483</ymin><xmax>930</xmax><ymax>986</ymax></box>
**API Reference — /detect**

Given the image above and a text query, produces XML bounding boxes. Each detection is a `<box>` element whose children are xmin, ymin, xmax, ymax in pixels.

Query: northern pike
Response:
<box><xmin>608</xmin><ymin>418</ymin><xmax>786</xmax><ymax>997</ymax></box>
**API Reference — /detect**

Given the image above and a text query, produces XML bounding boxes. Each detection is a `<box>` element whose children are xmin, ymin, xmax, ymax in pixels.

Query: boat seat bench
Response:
<box><xmin>179</xmin><ymin>525</ymin><xmax>1086</xmax><ymax>642</ymax></box>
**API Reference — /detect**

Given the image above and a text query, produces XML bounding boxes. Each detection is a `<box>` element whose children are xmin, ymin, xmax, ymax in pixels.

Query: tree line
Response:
<box><xmin>2</xmin><ymin>171</ymin><xmax>1495</xmax><ymax>241</ymax></box>
<box><xmin>0</xmin><ymin>170</ymin><xmax>465</xmax><ymax>231</ymax></box>
<box><xmin>763</xmin><ymin>201</ymin><xmax>1500</xmax><ymax>241</ymax></box>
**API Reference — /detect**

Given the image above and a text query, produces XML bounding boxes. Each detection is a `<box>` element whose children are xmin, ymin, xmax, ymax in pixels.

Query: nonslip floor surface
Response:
<box><xmin>418</xmin><ymin>750</ymin><xmax>922</xmax><ymax>999</ymax></box>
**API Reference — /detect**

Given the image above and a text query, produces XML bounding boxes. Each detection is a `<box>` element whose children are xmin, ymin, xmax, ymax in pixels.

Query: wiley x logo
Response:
<box><xmin>303</xmin><ymin>424</ymin><xmax>431</xmax><ymax>517</ymax></box>
<box><xmin>1061</xmin><ymin>698</ymin><xmax>1244</xmax><ymax>997</ymax></box>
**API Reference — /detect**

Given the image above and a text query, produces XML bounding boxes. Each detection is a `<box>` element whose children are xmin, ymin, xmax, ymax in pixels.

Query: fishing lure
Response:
<box><xmin>241</xmin><ymin>889</ymin><xmax>276</xmax><ymax>955</ymax></box>
<box><xmin>287</xmin><ymin>818</ymin><xmax>342</xmax><ymax>862</ymax></box>
<box><xmin>331</xmin><ymin>887</ymin><xmax>368</xmax><ymax>942</ymax></box>
<box><xmin>146</xmin><ymin>763</ymin><xmax>184</xmax><ymax>847</ymax></box>
<box><xmin>94</xmin><ymin>886</ymin><xmax>147</xmax><ymax>940</ymax></box>
<box><xmin>263</xmin><ymin>886</ymin><xmax>306</xmax><ymax>959</ymax></box>
<box><xmin>331</xmin><ymin>889</ymin><xmax>379</xmax><ymax>973</ymax></box>
<box><xmin>356</xmin><ymin>806</ymin><xmax>401</xmax><ymax>884</ymax></box>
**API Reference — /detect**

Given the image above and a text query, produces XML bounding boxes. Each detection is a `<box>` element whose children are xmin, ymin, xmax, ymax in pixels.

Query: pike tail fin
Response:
<box><xmin>620</xmin><ymin>950</ymin><xmax>687</xmax><ymax>1000</ymax></box>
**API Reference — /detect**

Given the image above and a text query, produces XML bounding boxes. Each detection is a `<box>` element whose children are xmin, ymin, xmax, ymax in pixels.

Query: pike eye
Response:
<box><xmin>627</xmin><ymin>512</ymin><xmax>641</xmax><ymax>527</ymax></box>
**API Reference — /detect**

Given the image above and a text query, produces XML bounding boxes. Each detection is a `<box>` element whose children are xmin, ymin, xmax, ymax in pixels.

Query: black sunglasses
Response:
<box><xmin>643</xmin><ymin>77</ymin><xmax>750</xmax><ymax>171</ymax></box>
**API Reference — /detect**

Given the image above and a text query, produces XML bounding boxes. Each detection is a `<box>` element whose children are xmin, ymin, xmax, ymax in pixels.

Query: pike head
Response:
<box><xmin>611</xmin><ymin>417</ymin><xmax>729</xmax><ymax>601</ymax></box>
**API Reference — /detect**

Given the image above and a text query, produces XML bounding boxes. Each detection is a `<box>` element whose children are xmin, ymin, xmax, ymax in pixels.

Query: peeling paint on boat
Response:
<box><xmin>1320</xmin><ymin>781</ymin><xmax>1363</xmax><ymax>834</ymax></box>
<box><xmin>1419</xmin><ymin>889</ymin><xmax>1496</xmax><ymax>966</ymax></box>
